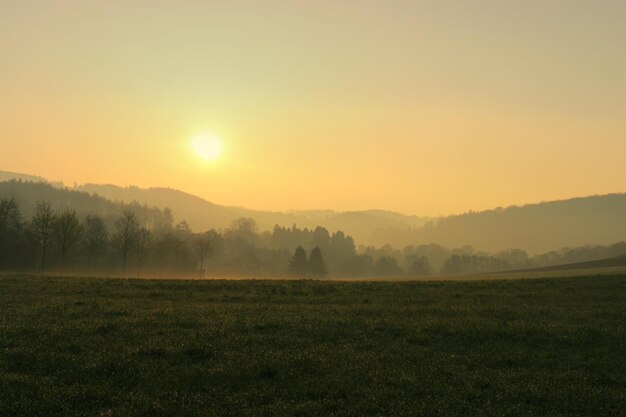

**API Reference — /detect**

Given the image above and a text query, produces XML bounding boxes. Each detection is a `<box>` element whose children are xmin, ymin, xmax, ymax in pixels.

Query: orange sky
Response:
<box><xmin>1</xmin><ymin>1</ymin><xmax>625</xmax><ymax>216</ymax></box>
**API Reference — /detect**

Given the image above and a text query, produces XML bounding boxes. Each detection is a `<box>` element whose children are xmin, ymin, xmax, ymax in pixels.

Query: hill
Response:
<box><xmin>0</xmin><ymin>170</ymin><xmax>53</xmax><ymax>185</ymax></box>
<box><xmin>0</xmin><ymin>171</ymin><xmax>427</xmax><ymax>244</ymax></box>
<box><xmin>75</xmin><ymin>183</ymin><xmax>427</xmax><ymax>243</ymax></box>
<box><xmin>1</xmin><ymin>170</ymin><xmax>625</xmax><ymax>253</ymax></box>
<box><xmin>0</xmin><ymin>180</ymin><xmax>171</xmax><ymax>232</ymax></box>
<box><xmin>371</xmin><ymin>194</ymin><xmax>626</xmax><ymax>253</ymax></box>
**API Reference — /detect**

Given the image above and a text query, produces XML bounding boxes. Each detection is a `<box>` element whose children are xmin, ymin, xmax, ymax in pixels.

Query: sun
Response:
<box><xmin>191</xmin><ymin>133</ymin><xmax>222</xmax><ymax>161</ymax></box>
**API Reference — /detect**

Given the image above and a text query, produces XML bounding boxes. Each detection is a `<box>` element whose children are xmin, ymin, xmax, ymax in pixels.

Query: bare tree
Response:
<box><xmin>54</xmin><ymin>209</ymin><xmax>83</xmax><ymax>271</ymax></box>
<box><xmin>83</xmin><ymin>215</ymin><xmax>108</xmax><ymax>268</ymax></box>
<box><xmin>194</xmin><ymin>230</ymin><xmax>216</xmax><ymax>275</ymax></box>
<box><xmin>0</xmin><ymin>198</ymin><xmax>23</xmax><ymax>267</ymax></box>
<box><xmin>113</xmin><ymin>209</ymin><xmax>140</xmax><ymax>272</ymax></box>
<box><xmin>137</xmin><ymin>227</ymin><xmax>152</xmax><ymax>270</ymax></box>
<box><xmin>31</xmin><ymin>201</ymin><xmax>55</xmax><ymax>275</ymax></box>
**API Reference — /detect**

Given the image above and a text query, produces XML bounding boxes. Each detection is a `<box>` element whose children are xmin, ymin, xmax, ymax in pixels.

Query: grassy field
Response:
<box><xmin>1</xmin><ymin>274</ymin><xmax>625</xmax><ymax>416</ymax></box>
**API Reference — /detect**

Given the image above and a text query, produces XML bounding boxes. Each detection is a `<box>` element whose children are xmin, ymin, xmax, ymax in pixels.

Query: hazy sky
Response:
<box><xmin>2</xmin><ymin>1</ymin><xmax>625</xmax><ymax>216</ymax></box>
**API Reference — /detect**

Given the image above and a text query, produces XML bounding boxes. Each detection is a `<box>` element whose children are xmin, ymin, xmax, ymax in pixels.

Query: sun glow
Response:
<box><xmin>191</xmin><ymin>134</ymin><xmax>222</xmax><ymax>161</ymax></box>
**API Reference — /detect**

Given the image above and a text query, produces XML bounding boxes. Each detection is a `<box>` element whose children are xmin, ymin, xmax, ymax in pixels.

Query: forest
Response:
<box><xmin>1</xmin><ymin>180</ymin><xmax>625</xmax><ymax>278</ymax></box>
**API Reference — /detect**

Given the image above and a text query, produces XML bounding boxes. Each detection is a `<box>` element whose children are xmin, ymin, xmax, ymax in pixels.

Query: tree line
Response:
<box><xmin>1</xmin><ymin>195</ymin><xmax>625</xmax><ymax>278</ymax></box>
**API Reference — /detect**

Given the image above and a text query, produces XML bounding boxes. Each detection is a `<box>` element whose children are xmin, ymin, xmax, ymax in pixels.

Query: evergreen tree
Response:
<box><xmin>308</xmin><ymin>246</ymin><xmax>327</xmax><ymax>277</ymax></box>
<box><xmin>288</xmin><ymin>246</ymin><xmax>307</xmax><ymax>276</ymax></box>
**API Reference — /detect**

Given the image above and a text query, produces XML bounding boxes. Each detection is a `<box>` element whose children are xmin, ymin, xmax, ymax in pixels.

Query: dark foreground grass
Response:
<box><xmin>0</xmin><ymin>274</ymin><xmax>625</xmax><ymax>417</ymax></box>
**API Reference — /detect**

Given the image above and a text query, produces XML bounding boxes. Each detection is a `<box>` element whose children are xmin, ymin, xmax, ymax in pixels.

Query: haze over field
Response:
<box><xmin>1</xmin><ymin>2</ymin><xmax>625</xmax><ymax>275</ymax></box>
<box><xmin>2</xmin><ymin>170</ymin><xmax>626</xmax><ymax>255</ymax></box>
<box><xmin>2</xmin><ymin>173</ymin><xmax>625</xmax><ymax>280</ymax></box>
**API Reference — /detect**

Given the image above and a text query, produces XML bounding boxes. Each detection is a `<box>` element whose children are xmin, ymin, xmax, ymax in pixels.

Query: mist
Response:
<box><xmin>2</xmin><ymin>176</ymin><xmax>625</xmax><ymax>279</ymax></box>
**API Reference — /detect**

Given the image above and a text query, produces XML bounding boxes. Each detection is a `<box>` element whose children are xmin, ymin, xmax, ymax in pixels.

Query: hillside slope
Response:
<box><xmin>0</xmin><ymin>180</ymin><xmax>170</xmax><ymax>231</ymax></box>
<box><xmin>76</xmin><ymin>183</ymin><xmax>426</xmax><ymax>243</ymax></box>
<box><xmin>371</xmin><ymin>194</ymin><xmax>626</xmax><ymax>253</ymax></box>
<box><xmin>2</xmin><ymin>170</ymin><xmax>624</xmax><ymax>253</ymax></box>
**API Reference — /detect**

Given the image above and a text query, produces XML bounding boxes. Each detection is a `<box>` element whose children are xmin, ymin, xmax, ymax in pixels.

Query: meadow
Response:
<box><xmin>1</xmin><ymin>273</ymin><xmax>625</xmax><ymax>416</ymax></box>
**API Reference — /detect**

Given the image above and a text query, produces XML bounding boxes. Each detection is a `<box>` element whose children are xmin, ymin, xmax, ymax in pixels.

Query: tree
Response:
<box><xmin>137</xmin><ymin>227</ymin><xmax>152</xmax><ymax>270</ymax></box>
<box><xmin>288</xmin><ymin>246</ymin><xmax>307</xmax><ymax>277</ymax></box>
<box><xmin>113</xmin><ymin>209</ymin><xmax>140</xmax><ymax>271</ymax></box>
<box><xmin>374</xmin><ymin>256</ymin><xmax>402</xmax><ymax>276</ymax></box>
<box><xmin>154</xmin><ymin>232</ymin><xmax>194</xmax><ymax>272</ymax></box>
<box><xmin>54</xmin><ymin>209</ymin><xmax>83</xmax><ymax>270</ymax></box>
<box><xmin>0</xmin><ymin>198</ymin><xmax>25</xmax><ymax>268</ymax></box>
<box><xmin>230</xmin><ymin>217</ymin><xmax>258</xmax><ymax>234</ymax></box>
<box><xmin>310</xmin><ymin>227</ymin><xmax>331</xmax><ymax>254</ymax></box>
<box><xmin>31</xmin><ymin>201</ymin><xmax>55</xmax><ymax>275</ymax></box>
<box><xmin>83</xmin><ymin>215</ymin><xmax>108</xmax><ymax>268</ymax></box>
<box><xmin>194</xmin><ymin>230</ymin><xmax>216</xmax><ymax>275</ymax></box>
<box><xmin>227</xmin><ymin>217</ymin><xmax>259</xmax><ymax>242</ymax></box>
<box><xmin>406</xmin><ymin>255</ymin><xmax>432</xmax><ymax>276</ymax></box>
<box><xmin>308</xmin><ymin>246</ymin><xmax>327</xmax><ymax>277</ymax></box>
<box><xmin>0</xmin><ymin>198</ymin><xmax>21</xmax><ymax>240</ymax></box>
<box><xmin>175</xmin><ymin>220</ymin><xmax>191</xmax><ymax>234</ymax></box>
<box><xmin>327</xmin><ymin>230</ymin><xmax>356</xmax><ymax>270</ymax></box>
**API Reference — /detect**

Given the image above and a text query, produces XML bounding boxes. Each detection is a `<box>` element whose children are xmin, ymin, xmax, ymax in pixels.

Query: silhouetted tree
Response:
<box><xmin>0</xmin><ymin>198</ymin><xmax>25</xmax><ymax>268</ymax></box>
<box><xmin>375</xmin><ymin>256</ymin><xmax>402</xmax><ymax>276</ymax></box>
<box><xmin>231</xmin><ymin>217</ymin><xmax>258</xmax><ymax>234</ymax></box>
<box><xmin>311</xmin><ymin>227</ymin><xmax>331</xmax><ymax>254</ymax></box>
<box><xmin>227</xmin><ymin>217</ymin><xmax>259</xmax><ymax>244</ymax></box>
<box><xmin>137</xmin><ymin>227</ymin><xmax>152</xmax><ymax>270</ymax></box>
<box><xmin>194</xmin><ymin>230</ymin><xmax>215</xmax><ymax>274</ymax></box>
<box><xmin>175</xmin><ymin>220</ymin><xmax>191</xmax><ymax>234</ymax></box>
<box><xmin>54</xmin><ymin>209</ymin><xmax>83</xmax><ymax>270</ymax></box>
<box><xmin>31</xmin><ymin>201</ymin><xmax>55</xmax><ymax>275</ymax></box>
<box><xmin>83</xmin><ymin>215</ymin><xmax>108</xmax><ymax>267</ymax></box>
<box><xmin>289</xmin><ymin>246</ymin><xmax>307</xmax><ymax>277</ymax></box>
<box><xmin>154</xmin><ymin>207</ymin><xmax>174</xmax><ymax>233</ymax></box>
<box><xmin>154</xmin><ymin>232</ymin><xmax>193</xmax><ymax>272</ymax></box>
<box><xmin>327</xmin><ymin>230</ymin><xmax>356</xmax><ymax>270</ymax></box>
<box><xmin>406</xmin><ymin>255</ymin><xmax>432</xmax><ymax>276</ymax></box>
<box><xmin>308</xmin><ymin>246</ymin><xmax>327</xmax><ymax>277</ymax></box>
<box><xmin>113</xmin><ymin>210</ymin><xmax>140</xmax><ymax>271</ymax></box>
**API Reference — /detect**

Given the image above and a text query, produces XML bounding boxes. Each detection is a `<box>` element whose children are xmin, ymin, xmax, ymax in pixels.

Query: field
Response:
<box><xmin>1</xmin><ymin>274</ymin><xmax>625</xmax><ymax>416</ymax></box>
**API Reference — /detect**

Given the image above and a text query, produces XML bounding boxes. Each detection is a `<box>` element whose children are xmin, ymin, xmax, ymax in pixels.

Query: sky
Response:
<box><xmin>1</xmin><ymin>1</ymin><xmax>625</xmax><ymax>216</ymax></box>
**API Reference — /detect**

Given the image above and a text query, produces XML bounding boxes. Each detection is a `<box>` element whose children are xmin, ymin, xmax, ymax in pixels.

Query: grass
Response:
<box><xmin>0</xmin><ymin>273</ymin><xmax>625</xmax><ymax>416</ymax></box>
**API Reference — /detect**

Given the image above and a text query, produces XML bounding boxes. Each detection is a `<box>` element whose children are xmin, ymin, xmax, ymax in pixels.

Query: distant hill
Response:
<box><xmin>2</xmin><ymin>170</ymin><xmax>624</xmax><ymax>253</ymax></box>
<box><xmin>371</xmin><ymin>194</ymin><xmax>626</xmax><ymax>253</ymax></box>
<box><xmin>0</xmin><ymin>170</ymin><xmax>49</xmax><ymax>184</ymax></box>
<box><xmin>0</xmin><ymin>171</ymin><xmax>426</xmax><ymax>244</ymax></box>
<box><xmin>0</xmin><ymin>180</ymin><xmax>170</xmax><ymax>232</ymax></box>
<box><xmin>78</xmin><ymin>183</ymin><xmax>249</xmax><ymax>228</ymax></box>
<box><xmin>76</xmin><ymin>183</ymin><xmax>427</xmax><ymax>244</ymax></box>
